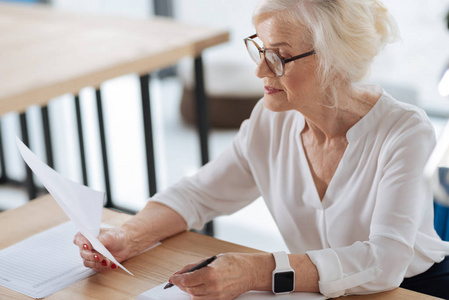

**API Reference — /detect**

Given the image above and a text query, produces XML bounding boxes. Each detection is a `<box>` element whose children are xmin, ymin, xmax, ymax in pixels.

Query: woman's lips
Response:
<box><xmin>264</xmin><ymin>86</ymin><xmax>283</xmax><ymax>95</ymax></box>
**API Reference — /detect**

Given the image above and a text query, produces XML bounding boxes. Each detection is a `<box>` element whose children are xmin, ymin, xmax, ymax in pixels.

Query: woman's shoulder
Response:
<box><xmin>372</xmin><ymin>89</ymin><xmax>435</xmax><ymax>149</ymax></box>
<box><xmin>348</xmin><ymin>86</ymin><xmax>434</xmax><ymax>144</ymax></box>
<box><xmin>378</xmin><ymin>89</ymin><xmax>432</xmax><ymax>128</ymax></box>
<box><xmin>355</xmin><ymin>87</ymin><xmax>434</xmax><ymax>141</ymax></box>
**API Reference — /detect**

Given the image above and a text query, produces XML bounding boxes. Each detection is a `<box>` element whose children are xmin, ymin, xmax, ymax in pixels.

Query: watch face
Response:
<box><xmin>274</xmin><ymin>271</ymin><xmax>294</xmax><ymax>293</ymax></box>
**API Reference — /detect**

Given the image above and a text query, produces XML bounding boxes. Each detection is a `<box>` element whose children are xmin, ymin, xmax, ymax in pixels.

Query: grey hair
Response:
<box><xmin>253</xmin><ymin>0</ymin><xmax>400</xmax><ymax>106</ymax></box>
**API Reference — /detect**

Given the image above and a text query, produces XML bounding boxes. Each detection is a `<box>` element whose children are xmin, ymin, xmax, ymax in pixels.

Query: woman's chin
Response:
<box><xmin>263</xmin><ymin>96</ymin><xmax>291</xmax><ymax>112</ymax></box>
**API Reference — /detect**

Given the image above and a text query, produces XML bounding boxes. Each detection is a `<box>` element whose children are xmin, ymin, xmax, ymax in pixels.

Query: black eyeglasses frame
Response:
<box><xmin>244</xmin><ymin>33</ymin><xmax>315</xmax><ymax>77</ymax></box>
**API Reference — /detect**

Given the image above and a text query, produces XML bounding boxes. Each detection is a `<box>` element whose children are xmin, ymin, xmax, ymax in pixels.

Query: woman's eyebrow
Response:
<box><xmin>269</xmin><ymin>41</ymin><xmax>292</xmax><ymax>48</ymax></box>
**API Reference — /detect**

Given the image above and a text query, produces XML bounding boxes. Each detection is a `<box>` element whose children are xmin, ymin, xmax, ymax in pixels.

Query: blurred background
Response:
<box><xmin>0</xmin><ymin>0</ymin><xmax>448</xmax><ymax>253</ymax></box>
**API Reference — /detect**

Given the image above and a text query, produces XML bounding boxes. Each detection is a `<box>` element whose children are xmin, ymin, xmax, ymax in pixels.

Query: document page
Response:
<box><xmin>1</xmin><ymin>139</ymin><xmax>160</xmax><ymax>298</ymax></box>
<box><xmin>16</xmin><ymin>137</ymin><xmax>132</xmax><ymax>275</ymax></box>
<box><xmin>0</xmin><ymin>222</ymin><xmax>95</xmax><ymax>299</ymax></box>
<box><xmin>138</xmin><ymin>283</ymin><xmax>327</xmax><ymax>300</ymax></box>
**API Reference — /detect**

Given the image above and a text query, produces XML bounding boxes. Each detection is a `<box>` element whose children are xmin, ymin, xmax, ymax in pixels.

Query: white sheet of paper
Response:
<box><xmin>0</xmin><ymin>222</ymin><xmax>95</xmax><ymax>299</ymax></box>
<box><xmin>16</xmin><ymin>137</ymin><xmax>133</xmax><ymax>275</ymax></box>
<box><xmin>138</xmin><ymin>283</ymin><xmax>327</xmax><ymax>300</ymax></box>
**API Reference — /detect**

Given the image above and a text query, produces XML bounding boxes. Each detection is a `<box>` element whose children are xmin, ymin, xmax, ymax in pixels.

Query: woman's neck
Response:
<box><xmin>300</xmin><ymin>85</ymin><xmax>382</xmax><ymax>143</ymax></box>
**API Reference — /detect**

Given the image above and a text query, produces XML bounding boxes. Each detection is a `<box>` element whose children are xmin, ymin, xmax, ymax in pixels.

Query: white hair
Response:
<box><xmin>253</xmin><ymin>0</ymin><xmax>400</xmax><ymax>106</ymax></box>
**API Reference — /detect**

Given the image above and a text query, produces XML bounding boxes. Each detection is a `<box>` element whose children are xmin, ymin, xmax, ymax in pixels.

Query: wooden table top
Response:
<box><xmin>0</xmin><ymin>3</ymin><xmax>229</xmax><ymax>116</ymax></box>
<box><xmin>0</xmin><ymin>195</ymin><xmax>440</xmax><ymax>299</ymax></box>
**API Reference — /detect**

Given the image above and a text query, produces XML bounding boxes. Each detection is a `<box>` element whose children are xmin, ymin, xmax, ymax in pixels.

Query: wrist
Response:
<box><xmin>120</xmin><ymin>221</ymin><xmax>151</xmax><ymax>259</ymax></box>
<box><xmin>247</xmin><ymin>253</ymin><xmax>275</xmax><ymax>291</ymax></box>
<box><xmin>272</xmin><ymin>251</ymin><xmax>295</xmax><ymax>294</ymax></box>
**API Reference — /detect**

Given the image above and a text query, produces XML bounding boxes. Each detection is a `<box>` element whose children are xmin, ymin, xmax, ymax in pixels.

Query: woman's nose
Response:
<box><xmin>255</xmin><ymin>56</ymin><xmax>274</xmax><ymax>79</ymax></box>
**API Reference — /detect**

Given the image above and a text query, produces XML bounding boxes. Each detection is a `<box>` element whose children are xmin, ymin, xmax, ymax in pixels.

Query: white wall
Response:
<box><xmin>368</xmin><ymin>1</ymin><xmax>449</xmax><ymax>113</ymax></box>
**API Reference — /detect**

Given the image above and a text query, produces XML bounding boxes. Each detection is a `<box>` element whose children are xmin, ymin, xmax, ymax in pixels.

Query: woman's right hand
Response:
<box><xmin>73</xmin><ymin>227</ymin><xmax>132</xmax><ymax>272</ymax></box>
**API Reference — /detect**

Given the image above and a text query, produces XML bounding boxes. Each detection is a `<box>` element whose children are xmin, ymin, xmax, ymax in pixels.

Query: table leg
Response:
<box><xmin>95</xmin><ymin>88</ymin><xmax>113</xmax><ymax>207</ymax></box>
<box><xmin>74</xmin><ymin>94</ymin><xmax>88</xmax><ymax>186</ymax></box>
<box><xmin>0</xmin><ymin>120</ymin><xmax>6</xmax><ymax>183</ymax></box>
<box><xmin>194</xmin><ymin>55</ymin><xmax>214</xmax><ymax>237</ymax></box>
<box><xmin>41</xmin><ymin>106</ymin><xmax>54</xmax><ymax>169</ymax></box>
<box><xmin>140</xmin><ymin>74</ymin><xmax>157</xmax><ymax>197</ymax></box>
<box><xmin>19</xmin><ymin>112</ymin><xmax>37</xmax><ymax>200</ymax></box>
<box><xmin>194</xmin><ymin>55</ymin><xmax>210</xmax><ymax>166</ymax></box>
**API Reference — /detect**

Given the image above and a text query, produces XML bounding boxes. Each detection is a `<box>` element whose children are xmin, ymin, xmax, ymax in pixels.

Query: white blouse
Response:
<box><xmin>151</xmin><ymin>89</ymin><xmax>449</xmax><ymax>298</ymax></box>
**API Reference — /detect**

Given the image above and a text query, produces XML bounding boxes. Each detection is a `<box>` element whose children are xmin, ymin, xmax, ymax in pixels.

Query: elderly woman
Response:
<box><xmin>74</xmin><ymin>0</ymin><xmax>449</xmax><ymax>298</ymax></box>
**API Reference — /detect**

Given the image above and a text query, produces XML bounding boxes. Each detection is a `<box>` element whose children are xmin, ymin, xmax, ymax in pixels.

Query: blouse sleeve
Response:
<box><xmin>307</xmin><ymin>118</ymin><xmax>436</xmax><ymax>298</ymax></box>
<box><xmin>149</xmin><ymin>102</ymin><xmax>263</xmax><ymax>230</ymax></box>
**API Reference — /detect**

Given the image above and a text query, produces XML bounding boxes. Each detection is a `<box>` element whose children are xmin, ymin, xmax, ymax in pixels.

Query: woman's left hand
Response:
<box><xmin>169</xmin><ymin>253</ymin><xmax>269</xmax><ymax>300</ymax></box>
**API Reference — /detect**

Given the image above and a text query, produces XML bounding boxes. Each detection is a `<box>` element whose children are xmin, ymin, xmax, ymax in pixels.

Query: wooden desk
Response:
<box><xmin>0</xmin><ymin>195</ymin><xmax>440</xmax><ymax>299</ymax></box>
<box><xmin>0</xmin><ymin>3</ymin><xmax>229</xmax><ymax>208</ymax></box>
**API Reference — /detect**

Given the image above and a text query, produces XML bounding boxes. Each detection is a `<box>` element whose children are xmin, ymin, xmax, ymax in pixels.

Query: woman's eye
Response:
<box><xmin>279</xmin><ymin>51</ymin><xmax>290</xmax><ymax>59</ymax></box>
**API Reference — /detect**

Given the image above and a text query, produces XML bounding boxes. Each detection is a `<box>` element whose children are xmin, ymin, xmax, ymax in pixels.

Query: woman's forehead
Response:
<box><xmin>255</xmin><ymin>15</ymin><xmax>306</xmax><ymax>49</ymax></box>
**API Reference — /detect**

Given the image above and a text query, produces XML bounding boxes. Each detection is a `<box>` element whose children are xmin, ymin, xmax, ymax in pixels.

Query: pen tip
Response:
<box><xmin>163</xmin><ymin>283</ymin><xmax>174</xmax><ymax>289</ymax></box>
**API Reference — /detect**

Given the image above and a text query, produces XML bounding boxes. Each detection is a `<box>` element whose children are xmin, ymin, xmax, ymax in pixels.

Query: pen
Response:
<box><xmin>164</xmin><ymin>255</ymin><xmax>218</xmax><ymax>289</ymax></box>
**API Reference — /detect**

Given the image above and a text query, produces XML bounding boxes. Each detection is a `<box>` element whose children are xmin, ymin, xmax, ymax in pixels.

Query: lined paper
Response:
<box><xmin>0</xmin><ymin>222</ymin><xmax>95</xmax><ymax>299</ymax></box>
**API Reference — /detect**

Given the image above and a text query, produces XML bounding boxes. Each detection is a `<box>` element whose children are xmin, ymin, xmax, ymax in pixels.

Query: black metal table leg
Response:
<box><xmin>95</xmin><ymin>88</ymin><xmax>113</xmax><ymax>207</ymax></box>
<box><xmin>194</xmin><ymin>55</ymin><xmax>214</xmax><ymax>237</ymax></box>
<box><xmin>19</xmin><ymin>112</ymin><xmax>37</xmax><ymax>200</ymax></box>
<box><xmin>41</xmin><ymin>106</ymin><xmax>54</xmax><ymax>169</ymax></box>
<box><xmin>140</xmin><ymin>74</ymin><xmax>157</xmax><ymax>197</ymax></box>
<box><xmin>194</xmin><ymin>55</ymin><xmax>210</xmax><ymax>166</ymax></box>
<box><xmin>0</xmin><ymin>120</ymin><xmax>7</xmax><ymax>183</ymax></box>
<box><xmin>74</xmin><ymin>94</ymin><xmax>88</xmax><ymax>186</ymax></box>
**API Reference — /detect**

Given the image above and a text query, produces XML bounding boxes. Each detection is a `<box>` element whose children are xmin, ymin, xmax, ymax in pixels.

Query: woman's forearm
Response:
<box><xmin>120</xmin><ymin>201</ymin><xmax>188</xmax><ymax>259</ymax></box>
<box><xmin>169</xmin><ymin>252</ymin><xmax>319</xmax><ymax>298</ymax></box>
<box><xmin>249</xmin><ymin>253</ymin><xmax>319</xmax><ymax>293</ymax></box>
<box><xmin>290</xmin><ymin>254</ymin><xmax>320</xmax><ymax>292</ymax></box>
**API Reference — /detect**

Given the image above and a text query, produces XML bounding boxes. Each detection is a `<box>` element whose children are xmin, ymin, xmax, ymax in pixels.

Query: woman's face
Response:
<box><xmin>255</xmin><ymin>15</ymin><xmax>321</xmax><ymax>113</ymax></box>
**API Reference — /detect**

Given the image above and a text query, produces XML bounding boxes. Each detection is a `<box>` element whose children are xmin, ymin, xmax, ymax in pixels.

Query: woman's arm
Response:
<box><xmin>73</xmin><ymin>102</ymin><xmax>265</xmax><ymax>271</ymax></box>
<box><xmin>73</xmin><ymin>202</ymin><xmax>187</xmax><ymax>271</ymax></box>
<box><xmin>169</xmin><ymin>252</ymin><xmax>319</xmax><ymax>299</ymax></box>
<box><xmin>121</xmin><ymin>201</ymin><xmax>188</xmax><ymax>257</ymax></box>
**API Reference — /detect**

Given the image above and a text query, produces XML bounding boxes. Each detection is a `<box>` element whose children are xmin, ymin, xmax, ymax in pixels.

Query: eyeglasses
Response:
<box><xmin>244</xmin><ymin>34</ymin><xmax>315</xmax><ymax>77</ymax></box>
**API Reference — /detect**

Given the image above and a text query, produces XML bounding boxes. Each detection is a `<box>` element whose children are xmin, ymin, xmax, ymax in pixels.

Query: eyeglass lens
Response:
<box><xmin>265</xmin><ymin>50</ymin><xmax>283</xmax><ymax>76</ymax></box>
<box><xmin>245</xmin><ymin>40</ymin><xmax>262</xmax><ymax>64</ymax></box>
<box><xmin>245</xmin><ymin>39</ymin><xmax>284</xmax><ymax>76</ymax></box>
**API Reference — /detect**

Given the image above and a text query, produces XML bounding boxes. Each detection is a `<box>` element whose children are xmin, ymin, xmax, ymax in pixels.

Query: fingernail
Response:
<box><xmin>111</xmin><ymin>263</ymin><xmax>117</xmax><ymax>269</ymax></box>
<box><xmin>101</xmin><ymin>260</ymin><xmax>107</xmax><ymax>266</ymax></box>
<box><xmin>83</xmin><ymin>244</ymin><xmax>89</xmax><ymax>250</ymax></box>
<box><xmin>94</xmin><ymin>255</ymin><xmax>100</xmax><ymax>261</ymax></box>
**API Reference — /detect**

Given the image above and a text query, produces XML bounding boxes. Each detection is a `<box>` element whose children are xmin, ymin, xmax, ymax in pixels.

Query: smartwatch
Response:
<box><xmin>272</xmin><ymin>251</ymin><xmax>295</xmax><ymax>294</ymax></box>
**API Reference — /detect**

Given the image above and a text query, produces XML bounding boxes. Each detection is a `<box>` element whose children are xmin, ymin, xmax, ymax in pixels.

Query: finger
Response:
<box><xmin>79</xmin><ymin>248</ymin><xmax>103</xmax><ymax>263</ymax></box>
<box><xmin>172</xmin><ymin>281</ymin><xmax>206</xmax><ymax>297</ymax></box>
<box><xmin>74</xmin><ymin>234</ymin><xmax>101</xmax><ymax>261</ymax></box>
<box><xmin>171</xmin><ymin>268</ymin><xmax>209</xmax><ymax>288</ymax></box>
<box><xmin>189</xmin><ymin>280</ymin><xmax>217</xmax><ymax>296</ymax></box>
<box><xmin>73</xmin><ymin>232</ymin><xmax>92</xmax><ymax>252</ymax></box>
<box><xmin>185</xmin><ymin>284</ymin><xmax>208</xmax><ymax>297</ymax></box>
<box><xmin>174</xmin><ymin>256</ymin><xmax>210</xmax><ymax>275</ymax></box>
<box><xmin>83</xmin><ymin>259</ymin><xmax>108</xmax><ymax>272</ymax></box>
<box><xmin>100</xmin><ymin>258</ymin><xmax>111</xmax><ymax>268</ymax></box>
<box><xmin>83</xmin><ymin>259</ymin><xmax>101</xmax><ymax>270</ymax></box>
<box><xmin>99</xmin><ymin>258</ymin><xmax>118</xmax><ymax>270</ymax></box>
<box><xmin>175</xmin><ymin>261</ymin><xmax>201</xmax><ymax>275</ymax></box>
<box><xmin>83</xmin><ymin>256</ymin><xmax>117</xmax><ymax>271</ymax></box>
